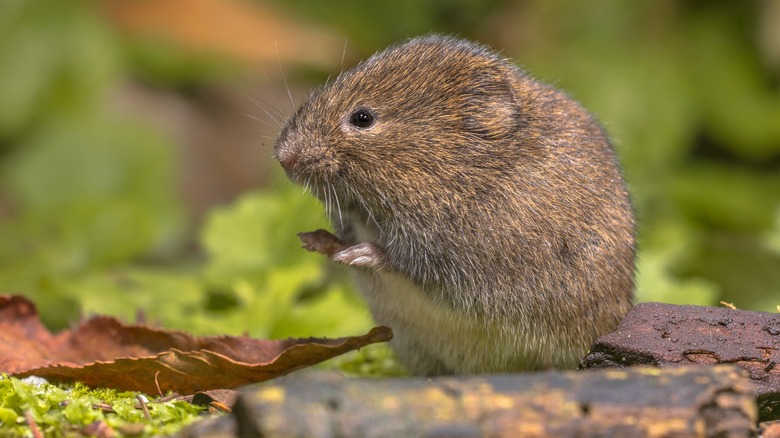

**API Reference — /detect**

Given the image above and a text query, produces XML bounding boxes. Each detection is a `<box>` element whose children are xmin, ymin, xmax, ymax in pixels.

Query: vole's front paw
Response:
<box><xmin>332</xmin><ymin>242</ymin><xmax>387</xmax><ymax>269</ymax></box>
<box><xmin>297</xmin><ymin>229</ymin><xmax>346</xmax><ymax>257</ymax></box>
<box><xmin>298</xmin><ymin>230</ymin><xmax>387</xmax><ymax>270</ymax></box>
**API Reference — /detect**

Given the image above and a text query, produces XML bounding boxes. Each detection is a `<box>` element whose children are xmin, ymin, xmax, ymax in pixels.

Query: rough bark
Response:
<box><xmin>581</xmin><ymin>302</ymin><xmax>780</xmax><ymax>421</ymax></box>
<box><xmin>217</xmin><ymin>366</ymin><xmax>755</xmax><ymax>438</ymax></box>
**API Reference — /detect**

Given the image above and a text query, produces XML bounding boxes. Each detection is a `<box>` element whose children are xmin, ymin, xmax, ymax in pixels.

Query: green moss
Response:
<box><xmin>0</xmin><ymin>376</ymin><xmax>205</xmax><ymax>437</ymax></box>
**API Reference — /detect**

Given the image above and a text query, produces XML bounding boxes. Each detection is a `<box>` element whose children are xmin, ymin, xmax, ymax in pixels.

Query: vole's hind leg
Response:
<box><xmin>298</xmin><ymin>230</ymin><xmax>387</xmax><ymax>270</ymax></box>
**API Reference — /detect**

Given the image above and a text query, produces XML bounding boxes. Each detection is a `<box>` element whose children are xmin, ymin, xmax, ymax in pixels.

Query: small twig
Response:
<box><xmin>60</xmin><ymin>399</ymin><xmax>115</xmax><ymax>413</ymax></box>
<box><xmin>719</xmin><ymin>301</ymin><xmax>736</xmax><ymax>309</ymax></box>
<box><xmin>24</xmin><ymin>410</ymin><xmax>43</xmax><ymax>438</ymax></box>
<box><xmin>92</xmin><ymin>403</ymin><xmax>115</xmax><ymax>413</ymax></box>
<box><xmin>156</xmin><ymin>392</ymin><xmax>180</xmax><ymax>403</ymax></box>
<box><xmin>136</xmin><ymin>394</ymin><xmax>152</xmax><ymax>421</ymax></box>
<box><xmin>154</xmin><ymin>371</ymin><xmax>163</xmax><ymax>398</ymax></box>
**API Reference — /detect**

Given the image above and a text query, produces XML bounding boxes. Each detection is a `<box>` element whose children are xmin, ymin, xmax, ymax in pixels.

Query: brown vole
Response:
<box><xmin>274</xmin><ymin>35</ymin><xmax>635</xmax><ymax>375</ymax></box>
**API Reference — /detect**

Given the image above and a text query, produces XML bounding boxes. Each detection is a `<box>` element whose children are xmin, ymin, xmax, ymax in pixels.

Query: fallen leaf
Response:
<box><xmin>0</xmin><ymin>295</ymin><xmax>391</xmax><ymax>394</ymax></box>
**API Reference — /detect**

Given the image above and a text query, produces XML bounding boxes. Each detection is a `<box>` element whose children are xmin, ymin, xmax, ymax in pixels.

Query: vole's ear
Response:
<box><xmin>462</xmin><ymin>66</ymin><xmax>520</xmax><ymax>140</ymax></box>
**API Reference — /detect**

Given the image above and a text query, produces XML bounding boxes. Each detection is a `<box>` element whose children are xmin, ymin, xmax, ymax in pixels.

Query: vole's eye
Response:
<box><xmin>349</xmin><ymin>109</ymin><xmax>375</xmax><ymax>129</ymax></box>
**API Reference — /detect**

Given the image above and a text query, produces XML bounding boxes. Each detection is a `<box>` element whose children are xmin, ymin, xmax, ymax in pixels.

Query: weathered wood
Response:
<box><xmin>227</xmin><ymin>366</ymin><xmax>755</xmax><ymax>438</ymax></box>
<box><xmin>581</xmin><ymin>302</ymin><xmax>780</xmax><ymax>421</ymax></box>
<box><xmin>177</xmin><ymin>415</ymin><xmax>236</xmax><ymax>438</ymax></box>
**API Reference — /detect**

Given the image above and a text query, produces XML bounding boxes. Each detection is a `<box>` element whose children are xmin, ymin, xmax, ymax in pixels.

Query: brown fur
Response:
<box><xmin>275</xmin><ymin>35</ymin><xmax>635</xmax><ymax>375</ymax></box>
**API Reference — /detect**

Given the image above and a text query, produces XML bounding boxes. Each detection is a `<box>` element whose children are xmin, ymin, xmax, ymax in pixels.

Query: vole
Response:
<box><xmin>274</xmin><ymin>35</ymin><xmax>635</xmax><ymax>375</ymax></box>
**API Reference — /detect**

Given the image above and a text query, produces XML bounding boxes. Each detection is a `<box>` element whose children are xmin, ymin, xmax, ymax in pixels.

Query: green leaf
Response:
<box><xmin>270</xmin><ymin>283</ymin><xmax>371</xmax><ymax>339</ymax></box>
<box><xmin>202</xmin><ymin>184</ymin><xmax>329</xmax><ymax>286</ymax></box>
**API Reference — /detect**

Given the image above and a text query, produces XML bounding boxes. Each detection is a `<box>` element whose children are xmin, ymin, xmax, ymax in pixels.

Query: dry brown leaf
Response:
<box><xmin>0</xmin><ymin>295</ymin><xmax>391</xmax><ymax>394</ymax></box>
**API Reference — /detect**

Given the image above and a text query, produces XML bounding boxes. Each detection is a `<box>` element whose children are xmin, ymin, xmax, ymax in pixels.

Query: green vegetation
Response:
<box><xmin>0</xmin><ymin>376</ymin><xmax>203</xmax><ymax>437</ymax></box>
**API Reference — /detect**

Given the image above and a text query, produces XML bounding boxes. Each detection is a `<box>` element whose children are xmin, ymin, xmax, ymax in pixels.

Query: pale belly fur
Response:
<box><xmin>350</xmin><ymin>269</ymin><xmax>578</xmax><ymax>375</ymax></box>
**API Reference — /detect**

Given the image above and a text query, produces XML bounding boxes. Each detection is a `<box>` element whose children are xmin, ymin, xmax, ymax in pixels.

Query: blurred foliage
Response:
<box><xmin>0</xmin><ymin>0</ymin><xmax>185</xmax><ymax>329</ymax></box>
<box><xmin>122</xmin><ymin>36</ymin><xmax>240</xmax><ymax>90</ymax></box>
<box><xmin>0</xmin><ymin>0</ymin><xmax>778</xmax><ymax>387</ymax></box>
<box><xmin>267</xmin><ymin>0</ymin><xmax>506</xmax><ymax>54</ymax></box>
<box><xmin>14</xmin><ymin>185</ymin><xmax>374</xmax><ymax>340</ymax></box>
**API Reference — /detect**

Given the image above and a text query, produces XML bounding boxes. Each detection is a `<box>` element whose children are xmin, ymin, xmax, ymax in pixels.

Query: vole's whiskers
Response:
<box><xmin>275</xmin><ymin>40</ymin><xmax>296</xmax><ymax>115</ymax></box>
<box><xmin>330</xmin><ymin>180</ymin><xmax>344</xmax><ymax>230</ymax></box>
<box><xmin>259</xmin><ymin>70</ymin><xmax>294</xmax><ymax>122</ymax></box>
<box><xmin>347</xmin><ymin>184</ymin><xmax>383</xmax><ymax>240</ymax></box>
<box><xmin>247</xmin><ymin>95</ymin><xmax>284</xmax><ymax>129</ymax></box>
<box><xmin>302</xmin><ymin>177</ymin><xmax>313</xmax><ymax>198</ymax></box>
<box><xmin>245</xmin><ymin>112</ymin><xmax>277</xmax><ymax>131</ymax></box>
<box><xmin>320</xmin><ymin>182</ymin><xmax>327</xmax><ymax>214</ymax></box>
<box><xmin>340</xmin><ymin>39</ymin><xmax>348</xmax><ymax>75</ymax></box>
<box><xmin>325</xmin><ymin>181</ymin><xmax>333</xmax><ymax>220</ymax></box>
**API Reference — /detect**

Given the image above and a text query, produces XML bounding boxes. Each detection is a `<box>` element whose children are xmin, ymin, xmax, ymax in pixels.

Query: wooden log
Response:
<box><xmin>229</xmin><ymin>366</ymin><xmax>755</xmax><ymax>438</ymax></box>
<box><xmin>581</xmin><ymin>302</ymin><xmax>780</xmax><ymax>421</ymax></box>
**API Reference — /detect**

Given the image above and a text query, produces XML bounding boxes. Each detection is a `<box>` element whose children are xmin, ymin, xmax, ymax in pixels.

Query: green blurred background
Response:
<box><xmin>1</xmin><ymin>0</ymin><xmax>778</xmax><ymax>347</ymax></box>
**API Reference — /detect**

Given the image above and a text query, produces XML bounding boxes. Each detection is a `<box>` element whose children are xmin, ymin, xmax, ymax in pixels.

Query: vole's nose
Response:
<box><xmin>277</xmin><ymin>153</ymin><xmax>297</xmax><ymax>172</ymax></box>
<box><xmin>274</xmin><ymin>143</ymin><xmax>298</xmax><ymax>173</ymax></box>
